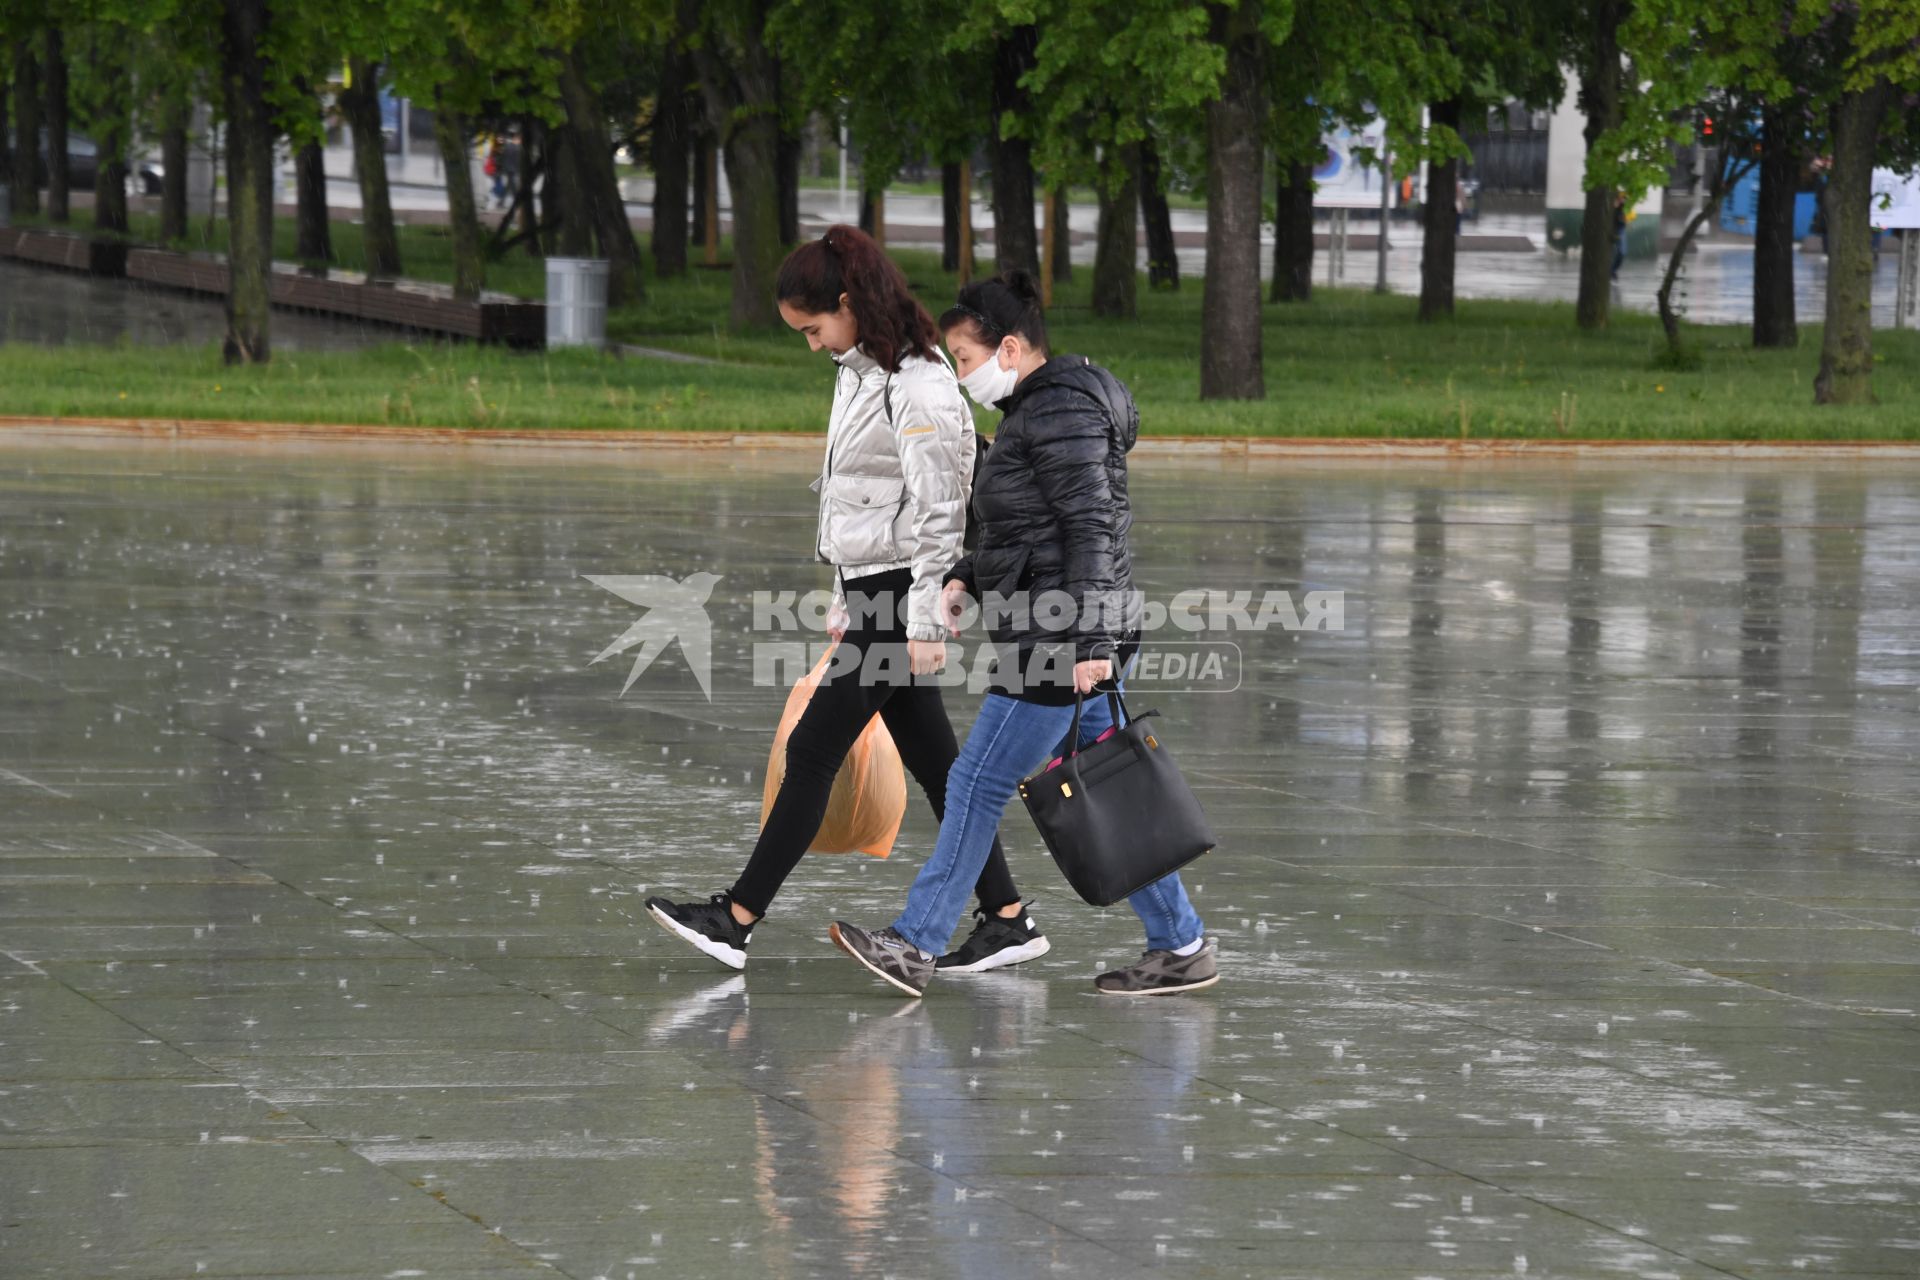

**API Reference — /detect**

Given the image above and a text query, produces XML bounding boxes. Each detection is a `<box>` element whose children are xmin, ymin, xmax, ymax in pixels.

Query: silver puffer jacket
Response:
<box><xmin>812</xmin><ymin>345</ymin><xmax>977</xmax><ymax>641</ymax></box>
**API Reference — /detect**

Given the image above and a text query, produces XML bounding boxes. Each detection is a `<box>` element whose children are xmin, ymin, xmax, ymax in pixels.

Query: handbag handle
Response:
<box><xmin>1064</xmin><ymin>684</ymin><xmax>1132</xmax><ymax>759</ymax></box>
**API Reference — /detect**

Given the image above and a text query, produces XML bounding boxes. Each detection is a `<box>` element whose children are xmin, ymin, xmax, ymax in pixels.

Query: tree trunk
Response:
<box><xmin>777</xmin><ymin>121</ymin><xmax>800</xmax><ymax>246</ymax></box>
<box><xmin>990</xmin><ymin>26</ymin><xmax>1040</xmax><ymax>277</ymax></box>
<box><xmin>340</xmin><ymin>58</ymin><xmax>401</xmax><ymax>277</ymax></box>
<box><xmin>651</xmin><ymin>49</ymin><xmax>691</xmax><ymax>277</ymax></box>
<box><xmin>720</xmin><ymin>113</ymin><xmax>782</xmax><ymax>329</ymax></box>
<box><xmin>220</xmin><ymin>0</ymin><xmax>274</xmax><ymax>364</ymax></box>
<box><xmin>0</xmin><ymin>74</ymin><xmax>10</xmax><ymax>188</ymax></box>
<box><xmin>1050</xmin><ymin>183</ymin><xmax>1072</xmax><ymax>282</ymax></box>
<box><xmin>516</xmin><ymin>116</ymin><xmax>539</xmax><ymax>256</ymax></box>
<box><xmin>11</xmin><ymin>40</ymin><xmax>41</xmax><ymax>217</ymax></box>
<box><xmin>1658</xmin><ymin>149</ymin><xmax>1752</xmax><ymax>358</ymax></box>
<box><xmin>1271</xmin><ymin>157</ymin><xmax>1313</xmax><ymax>302</ymax></box>
<box><xmin>1092</xmin><ymin>146</ymin><xmax>1138</xmax><ymax>319</ymax></box>
<box><xmin>295</xmin><ymin>135</ymin><xmax>331</xmax><ymax>263</ymax></box>
<box><xmin>89</xmin><ymin>31</ymin><xmax>131</xmax><ymax>235</ymax></box>
<box><xmin>942</xmin><ymin>160</ymin><xmax>964</xmax><ymax>271</ymax></box>
<box><xmin>1815</xmin><ymin>81</ymin><xmax>1893</xmax><ymax>405</ymax></box>
<box><xmin>432</xmin><ymin>101</ymin><xmax>483</xmax><ymax>300</ymax></box>
<box><xmin>689</xmin><ymin>130</ymin><xmax>710</xmax><ymax>247</ymax></box>
<box><xmin>1575</xmin><ymin>2</ymin><xmax>1624</xmax><ymax>331</ymax></box>
<box><xmin>1752</xmin><ymin>105</ymin><xmax>1800</xmax><ymax>349</ymax></box>
<box><xmin>547</xmin><ymin>122</ymin><xmax>593</xmax><ymax>256</ymax></box>
<box><xmin>1418</xmin><ymin>97</ymin><xmax>1463</xmax><ymax>321</ymax></box>
<box><xmin>693</xmin><ymin>24</ymin><xmax>783</xmax><ymax>329</ymax></box>
<box><xmin>1138</xmin><ymin>136</ymin><xmax>1178</xmax><ymax>289</ymax></box>
<box><xmin>558</xmin><ymin>51</ymin><xmax>644</xmax><ymax>305</ymax></box>
<box><xmin>1200</xmin><ymin>1</ymin><xmax>1265</xmax><ymax>400</ymax></box>
<box><xmin>44</xmin><ymin>28</ymin><xmax>68</xmax><ymax>222</ymax></box>
<box><xmin>159</xmin><ymin>112</ymin><xmax>189</xmax><ymax>242</ymax></box>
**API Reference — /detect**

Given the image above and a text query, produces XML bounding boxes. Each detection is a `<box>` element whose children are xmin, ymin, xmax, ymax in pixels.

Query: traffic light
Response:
<box><xmin>1702</xmin><ymin>116</ymin><xmax>1714</xmax><ymax>139</ymax></box>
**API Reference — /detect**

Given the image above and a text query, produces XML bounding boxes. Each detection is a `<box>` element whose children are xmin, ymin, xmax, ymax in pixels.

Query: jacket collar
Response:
<box><xmin>998</xmin><ymin>354</ymin><xmax>1081</xmax><ymax>412</ymax></box>
<box><xmin>833</xmin><ymin>344</ymin><xmax>883</xmax><ymax>376</ymax></box>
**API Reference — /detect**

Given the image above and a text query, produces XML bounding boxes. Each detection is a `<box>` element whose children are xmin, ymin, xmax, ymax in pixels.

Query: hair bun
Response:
<box><xmin>1000</xmin><ymin>269</ymin><xmax>1041</xmax><ymax>304</ymax></box>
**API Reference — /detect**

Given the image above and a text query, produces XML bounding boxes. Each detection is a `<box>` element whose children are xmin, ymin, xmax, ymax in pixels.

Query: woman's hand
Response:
<box><xmin>827</xmin><ymin>597</ymin><xmax>849</xmax><ymax>642</ymax></box>
<box><xmin>909</xmin><ymin>638</ymin><xmax>947</xmax><ymax>676</ymax></box>
<box><xmin>939</xmin><ymin>579</ymin><xmax>972</xmax><ymax>638</ymax></box>
<box><xmin>1073</xmin><ymin>658</ymin><xmax>1113</xmax><ymax>695</ymax></box>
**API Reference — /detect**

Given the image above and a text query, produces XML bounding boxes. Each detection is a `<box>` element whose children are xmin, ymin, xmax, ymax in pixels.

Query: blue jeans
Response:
<box><xmin>891</xmin><ymin>690</ymin><xmax>1205</xmax><ymax>956</ymax></box>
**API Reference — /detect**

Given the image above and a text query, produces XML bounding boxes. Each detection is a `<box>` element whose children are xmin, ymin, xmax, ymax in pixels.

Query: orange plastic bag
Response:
<box><xmin>759</xmin><ymin>645</ymin><xmax>906</xmax><ymax>857</ymax></box>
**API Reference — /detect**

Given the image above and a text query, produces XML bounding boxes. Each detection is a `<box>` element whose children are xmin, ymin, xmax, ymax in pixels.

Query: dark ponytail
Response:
<box><xmin>939</xmin><ymin>269</ymin><xmax>1050</xmax><ymax>355</ymax></box>
<box><xmin>774</xmin><ymin>225</ymin><xmax>938</xmax><ymax>372</ymax></box>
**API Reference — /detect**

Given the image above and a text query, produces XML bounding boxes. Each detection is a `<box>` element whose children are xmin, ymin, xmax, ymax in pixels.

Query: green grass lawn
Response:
<box><xmin>4</xmin><ymin>217</ymin><xmax>1915</xmax><ymax>438</ymax></box>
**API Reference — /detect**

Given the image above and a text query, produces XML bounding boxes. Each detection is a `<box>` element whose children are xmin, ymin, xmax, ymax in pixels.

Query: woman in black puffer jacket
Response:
<box><xmin>829</xmin><ymin>272</ymin><xmax>1217</xmax><ymax>998</ymax></box>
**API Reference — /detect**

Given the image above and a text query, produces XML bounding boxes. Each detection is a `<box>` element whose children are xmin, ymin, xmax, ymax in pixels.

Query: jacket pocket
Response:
<box><xmin>821</xmin><ymin>473</ymin><xmax>908</xmax><ymax>566</ymax></box>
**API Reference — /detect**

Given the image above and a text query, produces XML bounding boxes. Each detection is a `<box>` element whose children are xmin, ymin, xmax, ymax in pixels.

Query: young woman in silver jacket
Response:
<box><xmin>646</xmin><ymin>226</ymin><xmax>1048</xmax><ymax>974</ymax></box>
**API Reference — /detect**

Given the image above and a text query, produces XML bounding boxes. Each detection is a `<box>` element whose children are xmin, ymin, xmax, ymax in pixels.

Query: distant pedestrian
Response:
<box><xmin>484</xmin><ymin>135</ymin><xmax>508</xmax><ymax>210</ymax></box>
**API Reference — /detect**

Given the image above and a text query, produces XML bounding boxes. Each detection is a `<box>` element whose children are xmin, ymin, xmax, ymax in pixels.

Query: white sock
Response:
<box><xmin>1171</xmin><ymin>937</ymin><xmax>1205</xmax><ymax>957</ymax></box>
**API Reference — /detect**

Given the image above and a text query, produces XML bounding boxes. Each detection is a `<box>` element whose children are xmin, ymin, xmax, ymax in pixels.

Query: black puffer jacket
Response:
<box><xmin>948</xmin><ymin>355</ymin><xmax>1143</xmax><ymax>692</ymax></box>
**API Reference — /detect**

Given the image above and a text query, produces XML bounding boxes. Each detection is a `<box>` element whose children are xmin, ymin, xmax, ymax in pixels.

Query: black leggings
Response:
<box><xmin>730</xmin><ymin>569</ymin><xmax>1019</xmax><ymax>919</ymax></box>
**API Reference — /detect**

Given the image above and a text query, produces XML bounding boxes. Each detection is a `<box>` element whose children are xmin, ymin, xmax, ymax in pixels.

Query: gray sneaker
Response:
<box><xmin>829</xmin><ymin>921</ymin><xmax>936</xmax><ymax>997</ymax></box>
<box><xmin>1094</xmin><ymin>937</ymin><xmax>1220</xmax><ymax>996</ymax></box>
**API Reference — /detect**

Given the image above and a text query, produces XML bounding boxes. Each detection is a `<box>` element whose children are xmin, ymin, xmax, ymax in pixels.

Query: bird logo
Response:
<box><xmin>585</xmin><ymin>572</ymin><xmax>724</xmax><ymax>701</ymax></box>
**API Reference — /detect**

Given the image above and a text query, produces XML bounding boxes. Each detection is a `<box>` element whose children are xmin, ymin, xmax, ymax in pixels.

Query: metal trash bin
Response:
<box><xmin>545</xmin><ymin>257</ymin><xmax>609</xmax><ymax>349</ymax></box>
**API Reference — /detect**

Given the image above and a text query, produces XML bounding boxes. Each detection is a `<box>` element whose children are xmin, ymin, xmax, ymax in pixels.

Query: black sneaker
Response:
<box><xmin>646</xmin><ymin>893</ymin><xmax>752</xmax><ymax>970</ymax></box>
<box><xmin>936</xmin><ymin>905</ymin><xmax>1052</xmax><ymax>973</ymax></box>
<box><xmin>828</xmin><ymin>921</ymin><xmax>935</xmax><ymax>997</ymax></box>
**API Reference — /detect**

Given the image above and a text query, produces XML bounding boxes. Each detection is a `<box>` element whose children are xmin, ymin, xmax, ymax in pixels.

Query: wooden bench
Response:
<box><xmin>4</xmin><ymin>235</ymin><xmax>544</xmax><ymax>347</ymax></box>
<box><xmin>0</xmin><ymin>227</ymin><xmax>130</xmax><ymax>276</ymax></box>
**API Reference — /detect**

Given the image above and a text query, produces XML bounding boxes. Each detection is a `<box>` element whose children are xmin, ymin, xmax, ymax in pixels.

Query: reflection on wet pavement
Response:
<box><xmin>2</xmin><ymin>442</ymin><xmax>1917</xmax><ymax>1278</ymax></box>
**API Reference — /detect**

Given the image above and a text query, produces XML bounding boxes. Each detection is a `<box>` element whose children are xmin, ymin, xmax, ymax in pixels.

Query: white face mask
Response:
<box><xmin>958</xmin><ymin>345</ymin><xmax>1019</xmax><ymax>408</ymax></box>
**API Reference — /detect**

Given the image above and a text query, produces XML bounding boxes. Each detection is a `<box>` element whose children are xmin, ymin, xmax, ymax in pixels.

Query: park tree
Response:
<box><xmin>217</xmin><ymin>0</ymin><xmax>277</xmax><ymax>362</ymax></box>
<box><xmin>1593</xmin><ymin>0</ymin><xmax>1785</xmax><ymax>362</ymax></box>
<box><xmin>386</xmin><ymin>1</ymin><xmax>558</xmax><ymax>302</ymax></box>
<box><xmin>44</xmin><ymin>23</ymin><xmax>68</xmax><ymax>220</ymax></box>
<box><xmin>1566</xmin><ymin>0</ymin><xmax>1633</xmax><ymax>330</ymax></box>
<box><xmin>67</xmin><ymin>6</ymin><xmax>140</xmax><ymax>235</ymax></box>
<box><xmin>650</xmin><ymin>37</ymin><xmax>694</xmax><ymax>278</ymax></box>
<box><xmin>686</xmin><ymin>0</ymin><xmax>785</xmax><ymax>330</ymax></box>
<box><xmin>1015</xmin><ymin>0</ymin><xmax>1222</xmax><ymax>319</ymax></box>
<box><xmin>10</xmin><ymin>14</ymin><xmax>43</xmax><ymax>217</ymax></box>
<box><xmin>121</xmin><ymin>0</ymin><xmax>215</xmax><ymax>244</ymax></box>
<box><xmin>338</xmin><ymin>57</ymin><xmax>402</xmax><ymax>276</ymax></box>
<box><xmin>1397</xmin><ymin>1</ymin><xmax>1561</xmax><ymax>322</ymax></box>
<box><xmin>1749</xmin><ymin>15</ymin><xmax>1847</xmax><ymax>349</ymax></box>
<box><xmin>553</xmin><ymin>37</ymin><xmax>647</xmax><ymax>305</ymax></box>
<box><xmin>1136</xmin><ymin>128</ymin><xmax>1182</xmax><ymax>289</ymax></box>
<box><xmin>771</xmin><ymin>0</ymin><xmax>987</xmax><ymax>266</ymax></box>
<box><xmin>290</xmin><ymin>78</ymin><xmax>332</xmax><ymax>265</ymax></box>
<box><xmin>1266</xmin><ymin>0</ymin><xmax>1368</xmax><ymax>305</ymax></box>
<box><xmin>988</xmin><ymin>23</ymin><xmax>1040</xmax><ymax>278</ymax></box>
<box><xmin>1202</xmin><ymin>0</ymin><xmax>1285</xmax><ymax>400</ymax></box>
<box><xmin>1813</xmin><ymin>0</ymin><xmax>1917</xmax><ymax>405</ymax></box>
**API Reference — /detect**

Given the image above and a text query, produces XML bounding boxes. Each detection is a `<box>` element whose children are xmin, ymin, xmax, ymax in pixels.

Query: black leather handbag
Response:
<box><xmin>1017</xmin><ymin>688</ymin><xmax>1216</xmax><ymax>907</ymax></box>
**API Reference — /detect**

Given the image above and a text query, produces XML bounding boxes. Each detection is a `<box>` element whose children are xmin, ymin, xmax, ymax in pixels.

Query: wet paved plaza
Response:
<box><xmin>2</xmin><ymin>438</ymin><xmax>1918</xmax><ymax>1279</ymax></box>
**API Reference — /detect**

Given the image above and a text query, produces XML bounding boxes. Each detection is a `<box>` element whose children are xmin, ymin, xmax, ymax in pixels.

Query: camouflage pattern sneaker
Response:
<box><xmin>1093</xmin><ymin>937</ymin><xmax>1220</xmax><ymax>996</ymax></box>
<box><xmin>829</xmin><ymin>921</ymin><xmax>936</xmax><ymax>997</ymax></box>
